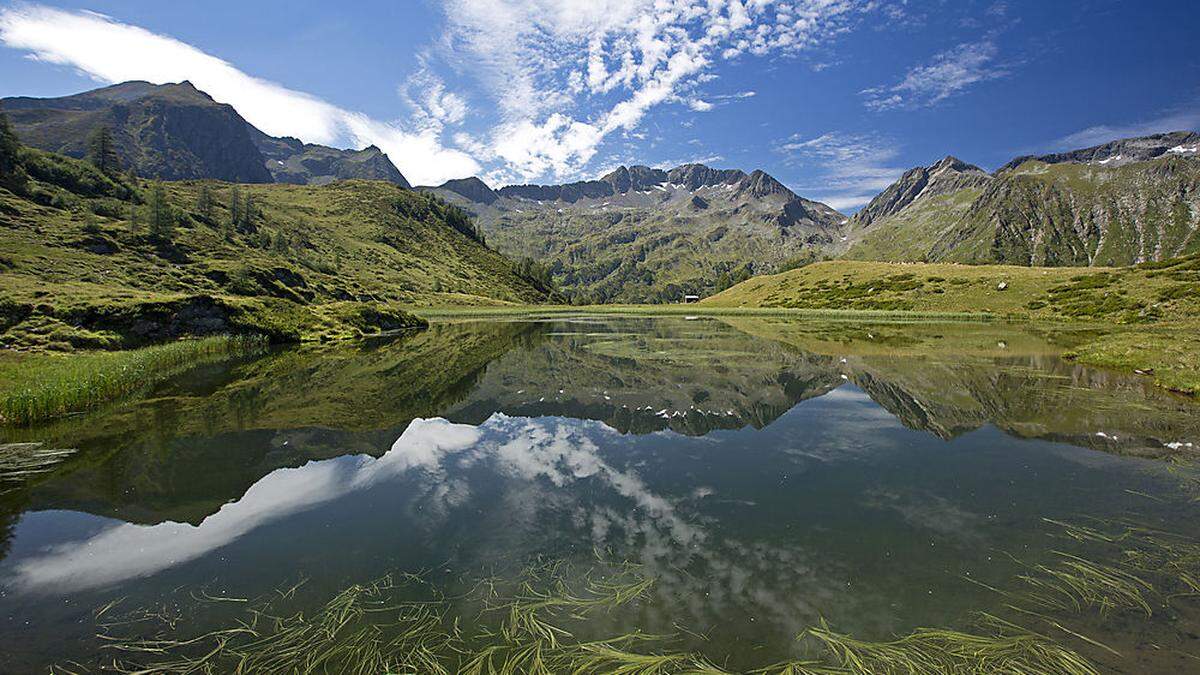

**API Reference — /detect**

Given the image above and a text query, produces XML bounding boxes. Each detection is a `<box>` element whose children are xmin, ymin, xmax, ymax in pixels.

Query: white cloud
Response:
<box><xmin>1052</xmin><ymin>109</ymin><xmax>1200</xmax><ymax>150</ymax></box>
<box><xmin>863</xmin><ymin>39</ymin><xmax>1008</xmax><ymax>111</ymax></box>
<box><xmin>0</xmin><ymin>4</ymin><xmax>479</xmax><ymax>185</ymax></box>
<box><xmin>779</xmin><ymin>132</ymin><xmax>906</xmax><ymax>211</ymax></box>
<box><xmin>438</xmin><ymin>0</ymin><xmax>872</xmax><ymax>181</ymax></box>
<box><xmin>400</xmin><ymin>63</ymin><xmax>470</xmax><ymax>134</ymax></box>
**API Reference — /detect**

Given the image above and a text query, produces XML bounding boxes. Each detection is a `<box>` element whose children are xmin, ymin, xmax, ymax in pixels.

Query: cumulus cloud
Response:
<box><xmin>862</xmin><ymin>39</ymin><xmax>1008</xmax><ymax>111</ymax></box>
<box><xmin>0</xmin><ymin>4</ymin><xmax>479</xmax><ymax>185</ymax></box>
<box><xmin>778</xmin><ymin>132</ymin><xmax>906</xmax><ymax>211</ymax></box>
<box><xmin>438</xmin><ymin>0</ymin><xmax>872</xmax><ymax>181</ymax></box>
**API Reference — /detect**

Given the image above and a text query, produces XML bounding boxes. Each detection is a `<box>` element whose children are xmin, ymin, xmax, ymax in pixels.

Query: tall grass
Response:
<box><xmin>0</xmin><ymin>335</ymin><xmax>267</xmax><ymax>426</ymax></box>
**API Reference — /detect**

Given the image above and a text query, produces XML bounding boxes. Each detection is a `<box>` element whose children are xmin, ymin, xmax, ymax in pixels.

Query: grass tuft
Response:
<box><xmin>0</xmin><ymin>334</ymin><xmax>267</xmax><ymax>426</ymax></box>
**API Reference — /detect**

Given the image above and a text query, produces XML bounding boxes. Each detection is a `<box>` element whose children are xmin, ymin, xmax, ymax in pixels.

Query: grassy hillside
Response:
<box><xmin>703</xmin><ymin>255</ymin><xmax>1200</xmax><ymax>392</ymax></box>
<box><xmin>937</xmin><ymin>158</ymin><xmax>1200</xmax><ymax>265</ymax></box>
<box><xmin>844</xmin><ymin>188</ymin><xmax>984</xmax><ymax>261</ymax></box>
<box><xmin>703</xmin><ymin>257</ymin><xmax>1199</xmax><ymax>318</ymax></box>
<box><xmin>480</xmin><ymin>206</ymin><xmax>817</xmax><ymax>303</ymax></box>
<box><xmin>0</xmin><ymin>143</ymin><xmax>549</xmax><ymax>350</ymax></box>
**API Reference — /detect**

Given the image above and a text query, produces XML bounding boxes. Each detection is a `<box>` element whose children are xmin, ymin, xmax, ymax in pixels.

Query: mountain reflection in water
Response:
<box><xmin>1</xmin><ymin>317</ymin><xmax>1199</xmax><ymax>672</ymax></box>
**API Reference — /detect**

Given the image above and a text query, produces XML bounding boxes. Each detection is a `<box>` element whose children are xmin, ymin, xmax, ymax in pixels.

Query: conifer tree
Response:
<box><xmin>0</xmin><ymin>109</ymin><xmax>27</xmax><ymax>192</ymax></box>
<box><xmin>0</xmin><ymin>109</ymin><xmax>20</xmax><ymax>175</ymax></box>
<box><xmin>128</xmin><ymin>200</ymin><xmax>142</xmax><ymax>235</ymax></box>
<box><xmin>242</xmin><ymin>192</ymin><xmax>256</xmax><ymax>229</ymax></box>
<box><xmin>228</xmin><ymin>185</ymin><xmax>242</xmax><ymax>232</ymax></box>
<box><xmin>86</xmin><ymin>125</ymin><xmax>121</xmax><ymax>177</ymax></box>
<box><xmin>147</xmin><ymin>182</ymin><xmax>174</xmax><ymax>242</ymax></box>
<box><xmin>195</xmin><ymin>183</ymin><xmax>214</xmax><ymax>222</ymax></box>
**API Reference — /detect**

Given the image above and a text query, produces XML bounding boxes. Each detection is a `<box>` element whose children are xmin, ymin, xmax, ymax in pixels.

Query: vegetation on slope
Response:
<box><xmin>937</xmin><ymin>158</ymin><xmax>1200</xmax><ymax>266</ymax></box>
<box><xmin>844</xmin><ymin>188</ymin><xmax>984</xmax><ymax>262</ymax></box>
<box><xmin>846</xmin><ymin>155</ymin><xmax>1200</xmax><ymax>267</ymax></box>
<box><xmin>431</xmin><ymin>163</ymin><xmax>845</xmax><ymax>304</ymax></box>
<box><xmin>0</xmin><ymin>111</ymin><xmax>550</xmax><ymax>350</ymax></box>
<box><xmin>703</xmin><ymin>257</ymin><xmax>1200</xmax><ymax>319</ymax></box>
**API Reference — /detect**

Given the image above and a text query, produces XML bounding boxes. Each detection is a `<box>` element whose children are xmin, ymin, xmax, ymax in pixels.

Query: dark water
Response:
<box><xmin>2</xmin><ymin>317</ymin><xmax>1200</xmax><ymax>672</ymax></box>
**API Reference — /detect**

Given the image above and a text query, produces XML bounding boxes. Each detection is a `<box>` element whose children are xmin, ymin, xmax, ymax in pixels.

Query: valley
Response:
<box><xmin>3</xmin><ymin>4</ymin><xmax>1200</xmax><ymax>673</ymax></box>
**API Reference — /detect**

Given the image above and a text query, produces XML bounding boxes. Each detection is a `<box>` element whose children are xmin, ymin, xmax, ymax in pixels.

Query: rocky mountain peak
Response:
<box><xmin>930</xmin><ymin>155</ymin><xmax>983</xmax><ymax>174</ymax></box>
<box><xmin>601</xmin><ymin>165</ymin><xmax>668</xmax><ymax>193</ymax></box>
<box><xmin>438</xmin><ymin>177</ymin><xmax>498</xmax><ymax>205</ymax></box>
<box><xmin>666</xmin><ymin>163</ymin><xmax>747</xmax><ymax>190</ymax></box>
<box><xmin>852</xmin><ymin>156</ymin><xmax>992</xmax><ymax>229</ymax></box>
<box><xmin>736</xmin><ymin>169</ymin><xmax>795</xmax><ymax>199</ymax></box>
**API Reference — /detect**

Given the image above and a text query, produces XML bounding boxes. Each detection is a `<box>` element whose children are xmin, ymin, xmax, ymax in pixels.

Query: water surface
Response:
<box><xmin>2</xmin><ymin>317</ymin><xmax>1199</xmax><ymax>672</ymax></box>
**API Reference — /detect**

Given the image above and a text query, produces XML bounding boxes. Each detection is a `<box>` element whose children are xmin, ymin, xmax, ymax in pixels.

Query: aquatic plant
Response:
<box><xmin>0</xmin><ymin>334</ymin><xmax>267</xmax><ymax>426</ymax></box>
<box><xmin>0</xmin><ymin>442</ymin><xmax>76</xmax><ymax>493</ymax></box>
<box><xmin>797</xmin><ymin>615</ymin><xmax>1098</xmax><ymax>675</ymax></box>
<box><xmin>80</xmin><ymin>554</ymin><xmax>1118</xmax><ymax>675</ymax></box>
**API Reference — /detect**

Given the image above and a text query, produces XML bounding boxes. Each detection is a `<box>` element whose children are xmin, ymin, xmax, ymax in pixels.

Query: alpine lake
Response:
<box><xmin>3</xmin><ymin>316</ymin><xmax>1200</xmax><ymax>674</ymax></box>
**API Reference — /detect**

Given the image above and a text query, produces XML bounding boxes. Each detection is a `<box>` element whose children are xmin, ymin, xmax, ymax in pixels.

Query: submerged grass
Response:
<box><xmin>0</xmin><ymin>334</ymin><xmax>267</xmax><ymax>426</ymax></box>
<box><xmin>0</xmin><ymin>441</ymin><xmax>77</xmax><ymax>493</ymax></box>
<box><xmin>799</xmin><ymin>615</ymin><xmax>1098</xmax><ymax>675</ymax></box>
<box><xmin>81</xmin><ymin>554</ymin><xmax>1121</xmax><ymax>675</ymax></box>
<box><xmin>58</xmin><ymin>495</ymin><xmax>1200</xmax><ymax>675</ymax></box>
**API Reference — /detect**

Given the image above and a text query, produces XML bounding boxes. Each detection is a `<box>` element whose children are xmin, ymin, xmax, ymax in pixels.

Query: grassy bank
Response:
<box><xmin>1065</xmin><ymin>329</ymin><xmax>1200</xmax><ymax>395</ymax></box>
<box><xmin>0</xmin><ymin>335</ymin><xmax>267</xmax><ymax>426</ymax></box>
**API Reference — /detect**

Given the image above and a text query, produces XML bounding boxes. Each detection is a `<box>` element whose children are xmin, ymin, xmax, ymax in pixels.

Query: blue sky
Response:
<box><xmin>0</xmin><ymin>0</ymin><xmax>1197</xmax><ymax>210</ymax></box>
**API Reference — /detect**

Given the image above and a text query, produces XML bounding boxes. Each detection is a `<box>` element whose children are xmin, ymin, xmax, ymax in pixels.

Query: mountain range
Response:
<box><xmin>421</xmin><ymin>163</ymin><xmax>846</xmax><ymax>302</ymax></box>
<box><xmin>3</xmin><ymin>79</ymin><xmax>1199</xmax><ymax>301</ymax></box>
<box><xmin>845</xmin><ymin>131</ymin><xmax>1200</xmax><ymax>266</ymax></box>
<box><xmin>1</xmin><ymin>81</ymin><xmax>410</xmax><ymax>187</ymax></box>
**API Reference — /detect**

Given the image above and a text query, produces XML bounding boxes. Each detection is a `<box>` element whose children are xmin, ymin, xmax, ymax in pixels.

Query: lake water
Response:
<box><xmin>2</xmin><ymin>317</ymin><xmax>1200</xmax><ymax>673</ymax></box>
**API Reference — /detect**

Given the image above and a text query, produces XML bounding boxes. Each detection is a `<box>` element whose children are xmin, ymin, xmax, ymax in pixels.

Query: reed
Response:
<box><xmin>0</xmin><ymin>335</ymin><xmax>267</xmax><ymax>426</ymax></box>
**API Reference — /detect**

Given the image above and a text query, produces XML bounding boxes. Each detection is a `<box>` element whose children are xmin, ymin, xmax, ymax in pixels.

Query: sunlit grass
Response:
<box><xmin>0</xmin><ymin>335</ymin><xmax>267</xmax><ymax>426</ymax></box>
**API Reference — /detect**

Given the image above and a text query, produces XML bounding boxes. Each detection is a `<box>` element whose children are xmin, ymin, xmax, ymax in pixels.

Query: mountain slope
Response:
<box><xmin>2</xmin><ymin>81</ymin><xmax>410</xmax><ymax>187</ymax></box>
<box><xmin>0</xmin><ymin>144</ymin><xmax>548</xmax><ymax>349</ymax></box>
<box><xmin>844</xmin><ymin>134</ymin><xmax>1200</xmax><ymax>266</ymax></box>
<box><xmin>844</xmin><ymin>156</ymin><xmax>992</xmax><ymax>261</ymax></box>
<box><xmin>936</xmin><ymin>154</ymin><xmax>1200</xmax><ymax>265</ymax></box>
<box><xmin>422</xmin><ymin>163</ymin><xmax>847</xmax><ymax>303</ymax></box>
<box><xmin>2</xmin><ymin>81</ymin><xmax>272</xmax><ymax>183</ymax></box>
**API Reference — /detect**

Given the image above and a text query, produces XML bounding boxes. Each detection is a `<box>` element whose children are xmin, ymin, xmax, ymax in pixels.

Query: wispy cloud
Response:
<box><xmin>778</xmin><ymin>132</ymin><xmax>906</xmax><ymax>211</ymax></box>
<box><xmin>0</xmin><ymin>4</ymin><xmax>479</xmax><ymax>185</ymax></box>
<box><xmin>862</xmin><ymin>39</ymin><xmax>1008</xmax><ymax>111</ymax></box>
<box><xmin>437</xmin><ymin>0</ymin><xmax>875</xmax><ymax>182</ymax></box>
<box><xmin>1051</xmin><ymin>108</ymin><xmax>1200</xmax><ymax>150</ymax></box>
